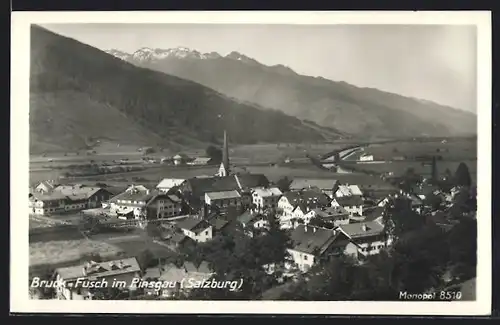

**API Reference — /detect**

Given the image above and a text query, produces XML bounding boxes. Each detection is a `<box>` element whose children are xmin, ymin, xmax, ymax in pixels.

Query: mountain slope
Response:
<box><xmin>30</xmin><ymin>26</ymin><xmax>343</xmax><ymax>154</ymax></box>
<box><xmin>107</xmin><ymin>47</ymin><xmax>477</xmax><ymax>138</ymax></box>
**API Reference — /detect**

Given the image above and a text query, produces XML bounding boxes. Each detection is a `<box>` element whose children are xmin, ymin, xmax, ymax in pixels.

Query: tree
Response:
<box><xmin>276</xmin><ymin>176</ymin><xmax>292</xmax><ymax>192</ymax></box>
<box><xmin>206</xmin><ymin>145</ymin><xmax>222</xmax><ymax>164</ymax></box>
<box><xmin>137</xmin><ymin>249</ymin><xmax>155</xmax><ymax>271</ymax></box>
<box><xmin>455</xmin><ymin>162</ymin><xmax>472</xmax><ymax>187</ymax></box>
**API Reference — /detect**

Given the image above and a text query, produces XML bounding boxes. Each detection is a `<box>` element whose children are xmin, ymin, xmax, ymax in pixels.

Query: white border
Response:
<box><xmin>11</xmin><ymin>11</ymin><xmax>492</xmax><ymax>315</ymax></box>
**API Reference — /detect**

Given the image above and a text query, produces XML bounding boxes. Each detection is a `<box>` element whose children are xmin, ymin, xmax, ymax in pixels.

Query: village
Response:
<box><xmin>28</xmin><ymin>131</ymin><xmax>478</xmax><ymax>301</ymax></box>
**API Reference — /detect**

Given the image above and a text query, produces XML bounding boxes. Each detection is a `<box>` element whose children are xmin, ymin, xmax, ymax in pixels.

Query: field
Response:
<box><xmin>362</xmin><ymin>138</ymin><xmax>476</xmax><ymax>161</ymax></box>
<box><xmin>29</xmin><ymin>239</ymin><xmax>124</xmax><ymax>266</ymax></box>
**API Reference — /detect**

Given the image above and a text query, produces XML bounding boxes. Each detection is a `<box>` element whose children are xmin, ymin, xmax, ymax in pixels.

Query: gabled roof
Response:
<box><xmin>109</xmin><ymin>187</ymin><xmax>173</xmax><ymax>207</ymax></box>
<box><xmin>252</xmin><ymin>187</ymin><xmax>283</xmax><ymax>198</ymax></box>
<box><xmin>338</xmin><ymin>220</ymin><xmax>385</xmax><ymax>239</ymax></box>
<box><xmin>334</xmin><ymin>195</ymin><xmax>364</xmax><ymax>207</ymax></box>
<box><xmin>208</xmin><ymin>217</ymin><xmax>230</xmax><ymax>231</ymax></box>
<box><xmin>176</xmin><ymin>216</ymin><xmax>212</xmax><ymax>233</ymax></box>
<box><xmin>283</xmin><ymin>189</ymin><xmax>331</xmax><ymax>210</ymax></box>
<box><xmin>362</xmin><ymin>206</ymin><xmax>385</xmax><ymax>221</ymax></box>
<box><xmin>289</xmin><ymin>225</ymin><xmax>350</xmax><ymax>255</ymax></box>
<box><xmin>312</xmin><ymin>206</ymin><xmax>349</xmax><ymax>219</ymax></box>
<box><xmin>55</xmin><ymin>257</ymin><xmax>140</xmax><ymax>281</ymax></box>
<box><xmin>336</xmin><ymin>184</ymin><xmax>363</xmax><ymax>197</ymax></box>
<box><xmin>182</xmin><ymin>174</ymin><xmax>269</xmax><ymax>199</ymax></box>
<box><xmin>289</xmin><ymin>178</ymin><xmax>339</xmax><ymax>191</ymax></box>
<box><xmin>205</xmin><ymin>190</ymin><xmax>241</xmax><ymax>201</ymax></box>
<box><xmin>156</xmin><ymin>178</ymin><xmax>185</xmax><ymax>189</ymax></box>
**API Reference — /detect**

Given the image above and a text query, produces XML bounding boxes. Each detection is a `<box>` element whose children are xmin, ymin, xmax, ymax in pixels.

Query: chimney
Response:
<box><xmin>82</xmin><ymin>267</ymin><xmax>87</xmax><ymax>276</ymax></box>
<box><xmin>313</xmin><ymin>227</ymin><xmax>317</xmax><ymax>233</ymax></box>
<box><xmin>361</xmin><ymin>224</ymin><xmax>367</xmax><ymax>232</ymax></box>
<box><xmin>304</xmin><ymin>225</ymin><xmax>308</xmax><ymax>232</ymax></box>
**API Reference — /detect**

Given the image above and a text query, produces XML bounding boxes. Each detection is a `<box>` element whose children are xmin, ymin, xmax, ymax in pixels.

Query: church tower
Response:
<box><xmin>217</xmin><ymin>130</ymin><xmax>230</xmax><ymax>177</ymax></box>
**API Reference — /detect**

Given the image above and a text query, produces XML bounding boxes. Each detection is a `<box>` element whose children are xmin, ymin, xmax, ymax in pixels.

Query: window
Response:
<box><xmin>205</xmin><ymin>230</ymin><xmax>209</xmax><ymax>235</ymax></box>
<box><xmin>303</xmin><ymin>255</ymin><xmax>308</xmax><ymax>260</ymax></box>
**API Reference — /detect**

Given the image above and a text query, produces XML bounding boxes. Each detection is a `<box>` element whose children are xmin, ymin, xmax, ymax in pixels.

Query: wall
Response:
<box><xmin>286</xmin><ymin>249</ymin><xmax>315</xmax><ymax>272</ymax></box>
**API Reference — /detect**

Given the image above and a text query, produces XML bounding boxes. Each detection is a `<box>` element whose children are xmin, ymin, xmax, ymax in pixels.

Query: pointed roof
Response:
<box><xmin>221</xmin><ymin>130</ymin><xmax>230</xmax><ymax>176</ymax></box>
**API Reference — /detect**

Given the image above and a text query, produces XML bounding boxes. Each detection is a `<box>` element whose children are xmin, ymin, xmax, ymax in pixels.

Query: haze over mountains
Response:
<box><xmin>106</xmin><ymin>46</ymin><xmax>477</xmax><ymax>138</ymax></box>
<box><xmin>30</xmin><ymin>26</ymin><xmax>343</xmax><ymax>154</ymax></box>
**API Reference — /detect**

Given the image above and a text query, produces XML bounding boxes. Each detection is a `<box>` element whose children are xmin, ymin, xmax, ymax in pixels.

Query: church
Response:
<box><xmin>177</xmin><ymin>130</ymin><xmax>270</xmax><ymax>217</ymax></box>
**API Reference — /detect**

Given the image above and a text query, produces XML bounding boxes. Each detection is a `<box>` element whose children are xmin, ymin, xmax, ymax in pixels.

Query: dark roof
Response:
<box><xmin>176</xmin><ymin>217</ymin><xmax>212</xmax><ymax>233</ymax></box>
<box><xmin>363</xmin><ymin>206</ymin><xmax>385</xmax><ymax>221</ymax></box>
<box><xmin>289</xmin><ymin>225</ymin><xmax>349</xmax><ymax>255</ymax></box>
<box><xmin>289</xmin><ymin>178</ymin><xmax>338</xmax><ymax>191</ymax></box>
<box><xmin>312</xmin><ymin>206</ymin><xmax>349</xmax><ymax>219</ymax></box>
<box><xmin>284</xmin><ymin>189</ymin><xmax>331</xmax><ymax>211</ymax></box>
<box><xmin>237</xmin><ymin>211</ymin><xmax>258</xmax><ymax>225</ymax></box>
<box><xmin>335</xmin><ymin>195</ymin><xmax>364</xmax><ymax>207</ymax></box>
<box><xmin>209</xmin><ymin>217</ymin><xmax>230</xmax><ymax>231</ymax></box>
<box><xmin>169</xmin><ymin>233</ymin><xmax>191</xmax><ymax>244</ymax></box>
<box><xmin>182</xmin><ymin>174</ymin><xmax>269</xmax><ymax>199</ymax></box>
<box><xmin>338</xmin><ymin>220</ymin><xmax>385</xmax><ymax>239</ymax></box>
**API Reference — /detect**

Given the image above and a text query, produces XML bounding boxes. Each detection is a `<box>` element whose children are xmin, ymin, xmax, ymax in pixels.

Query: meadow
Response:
<box><xmin>362</xmin><ymin>138</ymin><xmax>477</xmax><ymax>161</ymax></box>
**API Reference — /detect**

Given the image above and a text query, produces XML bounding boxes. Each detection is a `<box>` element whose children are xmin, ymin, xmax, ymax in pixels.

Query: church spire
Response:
<box><xmin>217</xmin><ymin>130</ymin><xmax>230</xmax><ymax>177</ymax></box>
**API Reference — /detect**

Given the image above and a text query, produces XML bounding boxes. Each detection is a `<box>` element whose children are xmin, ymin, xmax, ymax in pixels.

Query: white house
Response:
<box><xmin>108</xmin><ymin>185</ymin><xmax>183</xmax><ymax>219</ymax></box>
<box><xmin>237</xmin><ymin>211</ymin><xmax>270</xmax><ymax>237</ymax></box>
<box><xmin>29</xmin><ymin>184</ymin><xmax>113</xmax><ymax>216</ymax></box>
<box><xmin>156</xmin><ymin>178</ymin><xmax>186</xmax><ymax>193</ymax></box>
<box><xmin>176</xmin><ymin>216</ymin><xmax>213</xmax><ymax>243</ymax></box>
<box><xmin>337</xmin><ymin>219</ymin><xmax>390</xmax><ymax>260</ymax></box>
<box><xmin>287</xmin><ymin>225</ymin><xmax>350</xmax><ymax>273</ymax></box>
<box><xmin>251</xmin><ymin>187</ymin><xmax>282</xmax><ymax>212</ymax></box>
<box><xmin>277</xmin><ymin>190</ymin><xmax>331</xmax><ymax>229</ymax></box>
<box><xmin>331</xmin><ymin>195</ymin><xmax>364</xmax><ymax>216</ymax></box>
<box><xmin>359</xmin><ymin>154</ymin><xmax>374</xmax><ymax>162</ymax></box>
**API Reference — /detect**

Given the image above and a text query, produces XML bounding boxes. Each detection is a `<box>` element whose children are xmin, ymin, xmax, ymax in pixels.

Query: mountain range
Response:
<box><xmin>105</xmin><ymin>46</ymin><xmax>477</xmax><ymax>138</ymax></box>
<box><xmin>30</xmin><ymin>26</ymin><xmax>344</xmax><ymax>154</ymax></box>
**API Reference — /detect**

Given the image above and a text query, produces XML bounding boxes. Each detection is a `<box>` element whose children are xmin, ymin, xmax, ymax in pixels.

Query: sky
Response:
<box><xmin>41</xmin><ymin>23</ymin><xmax>477</xmax><ymax>113</ymax></box>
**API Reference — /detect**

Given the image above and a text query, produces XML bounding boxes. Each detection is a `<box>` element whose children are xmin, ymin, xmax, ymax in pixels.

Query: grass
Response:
<box><xmin>29</xmin><ymin>239</ymin><xmax>124</xmax><ymax>266</ymax></box>
<box><xmin>362</xmin><ymin>138</ymin><xmax>476</xmax><ymax>161</ymax></box>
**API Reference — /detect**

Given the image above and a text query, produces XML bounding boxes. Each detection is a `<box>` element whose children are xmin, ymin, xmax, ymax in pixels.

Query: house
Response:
<box><xmin>53</xmin><ymin>257</ymin><xmax>141</xmax><ymax>300</ymax></box>
<box><xmin>155</xmin><ymin>261</ymin><xmax>214</xmax><ymax>298</ymax></box>
<box><xmin>163</xmin><ymin>232</ymin><xmax>197</xmax><ymax>251</ymax></box>
<box><xmin>205</xmin><ymin>190</ymin><xmax>242</xmax><ymax>210</ymax></box>
<box><xmin>207</xmin><ymin>215</ymin><xmax>231</xmax><ymax>236</ymax></box>
<box><xmin>289</xmin><ymin>178</ymin><xmax>339</xmax><ymax>198</ymax></box>
<box><xmin>173</xmin><ymin>154</ymin><xmax>189</xmax><ymax>166</ymax></box>
<box><xmin>187</xmin><ymin>157</ymin><xmax>211</xmax><ymax>166</ymax></box>
<box><xmin>304</xmin><ymin>206</ymin><xmax>350</xmax><ymax>228</ymax></box>
<box><xmin>359</xmin><ymin>154</ymin><xmax>374</xmax><ymax>162</ymax></box>
<box><xmin>251</xmin><ymin>187</ymin><xmax>282</xmax><ymax>212</ymax></box>
<box><xmin>335</xmin><ymin>184</ymin><xmax>363</xmax><ymax>198</ymax></box>
<box><xmin>277</xmin><ymin>190</ymin><xmax>331</xmax><ymax>228</ymax></box>
<box><xmin>108</xmin><ymin>185</ymin><xmax>183</xmax><ymax>220</ymax></box>
<box><xmin>29</xmin><ymin>184</ymin><xmax>113</xmax><ymax>215</ymax></box>
<box><xmin>332</xmin><ymin>195</ymin><xmax>364</xmax><ymax>217</ymax></box>
<box><xmin>287</xmin><ymin>225</ymin><xmax>350</xmax><ymax>272</ymax></box>
<box><xmin>236</xmin><ymin>211</ymin><xmax>269</xmax><ymax>237</ymax></box>
<box><xmin>176</xmin><ymin>216</ymin><xmax>213</xmax><ymax>243</ymax></box>
<box><xmin>156</xmin><ymin>178</ymin><xmax>186</xmax><ymax>193</ymax></box>
<box><xmin>179</xmin><ymin>173</ymin><xmax>270</xmax><ymax>208</ymax></box>
<box><xmin>337</xmin><ymin>219</ymin><xmax>389</xmax><ymax>260</ymax></box>
<box><xmin>34</xmin><ymin>180</ymin><xmax>59</xmax><ymax>194</ymax></box>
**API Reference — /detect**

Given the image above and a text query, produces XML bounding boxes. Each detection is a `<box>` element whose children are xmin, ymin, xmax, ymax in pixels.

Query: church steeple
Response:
<box><xmin>217</xmin><ymin>130</ymin><xmax>230</xmax><ymax>177</ymax></box>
